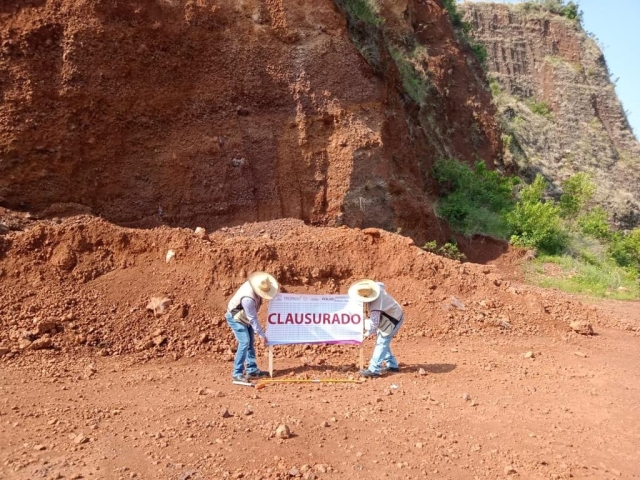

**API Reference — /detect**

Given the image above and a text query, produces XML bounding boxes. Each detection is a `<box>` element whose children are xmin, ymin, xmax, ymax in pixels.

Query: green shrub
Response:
<box><xmin>609</xmin><ymin>229</ymin><xmax>640</xmax><ymax>270</ymax></box>
<box><xmin>422</xmin><ymin>240</ymin><xmax>467</xmax><ymax>262</ymax></box>
<box><xmin>489</xmin><ymin>78</ymin><xmax>502</xmax><ymax>97</ymax></box>
<box><xmin>560</xmin><ymin>172</ymin><xmax>596</xmax><ymax>218</ymax></box>
<box><xmin>343</xmin><ymin>0</ymin><xmax>383</xmax><ymax>26</ymax></box>
<box><xmin>578</xmin><ymin>207</ymin><xmax>611</xmax><ymax>240</ymax></box>
<box><xmin>433</xmin><ymin>159</ymin><xmax>518</xmax><ymax>238</ymax></box>
<box><xmin>442</xmin><ymin>0</ymin><xmax>464</xmax><ymax>27</ymax></box>
<box><xmin>521</xmin><ymin>0</ymin><xmax>583</xmax><ymax>22</ymax></box>
<box><xmin>471</xmin><ymin>43</ymin><xmax>488</xmax><ymax>68</ymax></box>
<box><xmin>507</xmin><ymin>175</ymin><xmax>568</xmax><ymax>253</ymax></box>
<box><xmin>526</xmin><ymin>99</ymin><xmax>552</xmax><ymax>117</ymax></box>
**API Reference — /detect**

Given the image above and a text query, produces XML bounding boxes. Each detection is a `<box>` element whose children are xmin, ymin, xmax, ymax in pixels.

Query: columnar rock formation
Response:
<box><xmin>462</xmin><ymin>2</ymin><xmax>640</xmax><ymax>227</ymax></box>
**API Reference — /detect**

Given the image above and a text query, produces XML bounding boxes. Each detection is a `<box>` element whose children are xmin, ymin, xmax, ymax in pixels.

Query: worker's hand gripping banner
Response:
<box><xmin>266</xmin><ymin>294</ymin><xmax>364</xmax><ymax>345</ymax></box>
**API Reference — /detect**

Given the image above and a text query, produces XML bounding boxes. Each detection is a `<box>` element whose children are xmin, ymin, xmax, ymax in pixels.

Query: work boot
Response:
<box><xmin>247</xmin><ymin>369</ymin><xmax>269</xmax><ymax>378</ymax></box>
<box><xmin>359</xmin><ymin>369</ymin><xmax>380</xmax><ymax>378</ymax></box>
<box><xmin>232</xmin><ymin>374</ymin><xmax>252</xmax><ymax>385</ymax></box>
<box><xmin>387</xmin><ymin>367</ymin><xmax>400</xmax><ymax>373</ymax></box>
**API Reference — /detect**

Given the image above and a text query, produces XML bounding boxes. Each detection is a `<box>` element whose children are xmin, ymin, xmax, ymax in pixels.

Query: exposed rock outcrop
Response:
<box><xmin>461</xmin><ymin>2</ymin><xmax>640</xmax><ymax>228</ymax></box>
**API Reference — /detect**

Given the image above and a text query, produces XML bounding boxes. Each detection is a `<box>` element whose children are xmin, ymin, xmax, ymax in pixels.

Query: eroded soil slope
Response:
<box><xmin>0</xmin><ymin>0</ymin><xmax>500</xmax><ymax>242</ymax></box>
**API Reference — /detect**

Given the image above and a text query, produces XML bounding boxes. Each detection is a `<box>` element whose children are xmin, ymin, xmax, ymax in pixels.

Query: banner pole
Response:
<box><xmin>360</xmin><ymin>303</ymin><xmax>365</xmax><ymax>370</ymax></box>
<box><xmin>269</xmin><ymin>345</ymin><xmax>274</xmax><ymax>378</ymax></box>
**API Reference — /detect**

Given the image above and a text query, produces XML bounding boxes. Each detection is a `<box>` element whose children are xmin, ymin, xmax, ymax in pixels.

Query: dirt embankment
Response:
<box><xmin>0</xmin><ymin>0</ymin><xmax>500</xmax><ymax>244</ymax></box>
<box><xmin>0</xmin><ymin>217</ymin><xmax>629</xmax><ymax>363</ymax></box>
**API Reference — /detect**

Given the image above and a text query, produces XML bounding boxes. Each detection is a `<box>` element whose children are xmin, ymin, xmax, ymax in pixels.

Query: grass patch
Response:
<box><xmin>525</xmin><ymin>99</ymin><xmax>552</xmax><ymax>117</ymax></box>
<box><xmin>519</xmin><ymin>0</ymin><xmax>582</xmax><ymax>23</ymax></box>
<box><xmin>343</xmin><ymin>0</ymin><xmax>383</xmax><ymax>26</ymax></box>
<box><xmin>527</xmin><ymin>254</ymin><xmax>640</xmax><ymax>300</ymax></box>
<box><xmin>389</xmin><ymin>44</ymin><xmax>430</xmax><ymax>105</ymax></box>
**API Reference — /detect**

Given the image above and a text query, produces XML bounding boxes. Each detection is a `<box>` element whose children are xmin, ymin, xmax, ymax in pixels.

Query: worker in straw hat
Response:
<box><xmin>225</xmin><ymin>272</ymin><xmax>279</xmax><ymax>384</ymax></box>
<box><xmin>348</xmin><ymin>279</ymin><xmax>404</xmax><ymax>378</ymax></box>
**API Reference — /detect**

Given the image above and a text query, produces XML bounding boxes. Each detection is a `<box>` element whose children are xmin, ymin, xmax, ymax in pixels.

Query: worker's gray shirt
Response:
<box><xmin>240</xmin><ymin>296</ymin><xmax>266</xmax><ymax>338</ymax></box>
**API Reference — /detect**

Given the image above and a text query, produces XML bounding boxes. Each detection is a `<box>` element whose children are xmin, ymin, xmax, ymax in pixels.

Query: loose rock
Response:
<box><xmin>73</xmin><ymin>433</ymin><xmax>89</xmax><ymax>445</ymax></box>
<box><xmin>275</xmin><ymin>424</ymin><xmax>291</xmax><ymax>439</ymax></box>
<box><xmin>146</xmin><ymin>297</ymin><xmax>172</xmax><ymax>317</ymax></box>
<box><xmin>570</xmin><ymin>321</ymin><xmax>594</xmax><ymax>335</ymax></box>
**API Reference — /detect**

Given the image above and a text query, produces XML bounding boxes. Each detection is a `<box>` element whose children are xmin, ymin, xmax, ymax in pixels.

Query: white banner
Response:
<box><xmin>266</xmin><ymin>294</ymin><xmax>364</xmax><ymax>346</ymax></box>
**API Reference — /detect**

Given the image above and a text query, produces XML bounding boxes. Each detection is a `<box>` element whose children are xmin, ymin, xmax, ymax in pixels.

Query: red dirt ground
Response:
<box><xmin>1</xmin><ymin>216</ymin><xmax>639</xmax><ymax>479</ymax></box>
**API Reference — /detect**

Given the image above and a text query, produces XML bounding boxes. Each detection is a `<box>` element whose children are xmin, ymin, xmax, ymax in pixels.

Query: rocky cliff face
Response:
<box><xmin>461</xmin><ymin>2</ymin><xmax>640</xmax><ymax>228</ymax></box>
<box><xmin>0</xmin><ymin>0</ymin><xmax>499</xmax><ymax>243</ymax></box>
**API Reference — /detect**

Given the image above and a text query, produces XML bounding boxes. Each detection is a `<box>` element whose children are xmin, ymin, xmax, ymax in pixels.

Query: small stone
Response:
<box><xmin>146</xmin><ymin>297</ymin><xmax>172</xmax><ymax>317</ymax></box>
<box><xmin>194</xmin><ymin>227</ymin><xmax>207</xmax><ymax>238</ymax></box>
<box><xmin>321</xmin><ymin>421</ymin><xmax>330</xmax><ymax>428</ymax></box>
<box><xmin>29</xmin><ymin>338</ymin><xmax>53</xmax><ymax>350</ymax></box>
<box><xmin>570</xmin><ymin>321</ymin><xmax>594</xmax><ymax>335</ymax></box>
<box><xmin>275</xmin><ymin>424</ymin><xmax>291</xmax><ymax>439</ymax></box>
<box><xmin>418</xmin><ymin>368</ymin><xmax>427</xmax><ymax>376</ymax></box>
<box><xmin>504</xmin><ymin>465</ymin><xmax>517</xmax><ymax>475</ymax></box>
<box><xmin>415</xmin><ymin>442</ymin><xmax>423</xmax><ymax>449</ymax></box>
<box><xmin>289</xmin><ymin>467</ymin><xmax>300</xmax><ymax>477</ymax></box>
<box><xmin>153</xmin><ymin>335</ymin><xmax>167</xmax><ymax>347</ymax></box>
<box><xmin>314</xmin><ymin>464</ymin><xmax>327</xmax><ymax>473</ymax></box>
<box><xmin>0</xmin><ymin>346</ymin><xmax>10</xmax><ymax>357</ymax></box>
<box><xmin>244</xmin><ymin>407</ymin><xmax>253</xmax><ymax>416</ymax></box>
<box><xmin>73</xmin><ymin>433</ymin><xmax>89</xmax><ymax>445</ymax></box>
<box><xmin>37</xmin><ymin>320</ymin><xmax>60</xmax><ymax>335</ymax></box>
<box><xmin>524</xmin><ymin>351</ymin><xmax>535</xmax><ymax>359</ymax></box>
<box><xmin>34</xmin><ymin>444</ymin><xmax>46</xmax><ymax>451</ymax></box>
<box><xmin>303</xmin><ymin>473</ymin><xmax>316</xmax><ymax>480</ymax></box>
<box><xmin>573</xmin><ymin>351</ymin><xmax>588</xmax><ymax>358</ymax></box>
<box><xmin>221</xmin><ymin>407</ymin><xmax>232</xmax><ymax>418</ymax></box>
<box><xmin>179</xmin><ymin>471</ymin><xmax>197</xmax><ymax>480</ymax></box>
<box><xmin>450</xmin><ymin>296</ymin><xmax>466</xmax><ymax>310</ymax></box>
<box><xmin>462</xmin><ymin>392</ymin><xmax>471</xmax><ymax>401</ymax></box>
<box><xmin>165</xmin><ymin>250</ymin><xmax>176</xmax><ymax>263</ymax></box>
<box><xmin>199</xmin><ymin>333</ymin><xmax>209</xmax><ymax>344</ymax></box>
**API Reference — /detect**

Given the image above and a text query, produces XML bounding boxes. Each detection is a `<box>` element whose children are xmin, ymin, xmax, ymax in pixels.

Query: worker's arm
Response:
<box><xmin>367</xmin><ymin>310</ymin><xmax>381</xmax><ymax>337</ymax></box>
<box><xmin>241</xmin><ymin>297</ymin><xmax>266</xmax><ymax>338</ymax></box>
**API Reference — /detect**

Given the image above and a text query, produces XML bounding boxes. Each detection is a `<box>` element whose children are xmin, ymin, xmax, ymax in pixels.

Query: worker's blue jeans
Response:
<box><xmin>226</xmin><ymin>313</ymin><xmax>260</xmax><ymax>378</ymax></box>
<box><xmin>367</xmin><ymin>317</ymin><xmax>404</xmax><ymax>374</ymax></box>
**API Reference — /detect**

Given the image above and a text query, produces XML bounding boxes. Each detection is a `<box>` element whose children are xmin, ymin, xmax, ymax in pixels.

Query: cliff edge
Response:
<box><xmin>461</xmin><ymin>1</ymin><xmax>640</xmax><ymax>227</ymax></box>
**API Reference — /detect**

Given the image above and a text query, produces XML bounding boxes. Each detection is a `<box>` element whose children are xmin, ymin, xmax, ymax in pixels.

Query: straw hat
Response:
<box><xmin>248</xmin><ymin>272</ymin><xmax>279</xmax><ymax>300</ymax></box>
<box><xmin>348</xmin><ymin>279</ymin><xmax>381</xmax><ymax>302</ymax></box>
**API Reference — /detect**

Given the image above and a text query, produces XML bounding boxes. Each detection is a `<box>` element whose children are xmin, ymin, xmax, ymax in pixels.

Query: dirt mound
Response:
<box><xmin>0</xmin><ymin>216</ymin><xmax>623</xmax><ymax>363</ymax></box>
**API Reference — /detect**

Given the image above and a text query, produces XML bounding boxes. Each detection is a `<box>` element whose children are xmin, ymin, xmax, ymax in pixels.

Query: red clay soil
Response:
<box><xmin>1</xmin><ymin>217</ymin><xmax>640</xmax><ymax>479</ymax></box>
<box><xmin>0</xmin><ymin>0</ymin><xmax>500</xmax><ymax>244</ymax></box>
<box><xmin>1</xmin><ymin>299</ymin><xmax>639</xmax><ymax>479</ymax></box>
